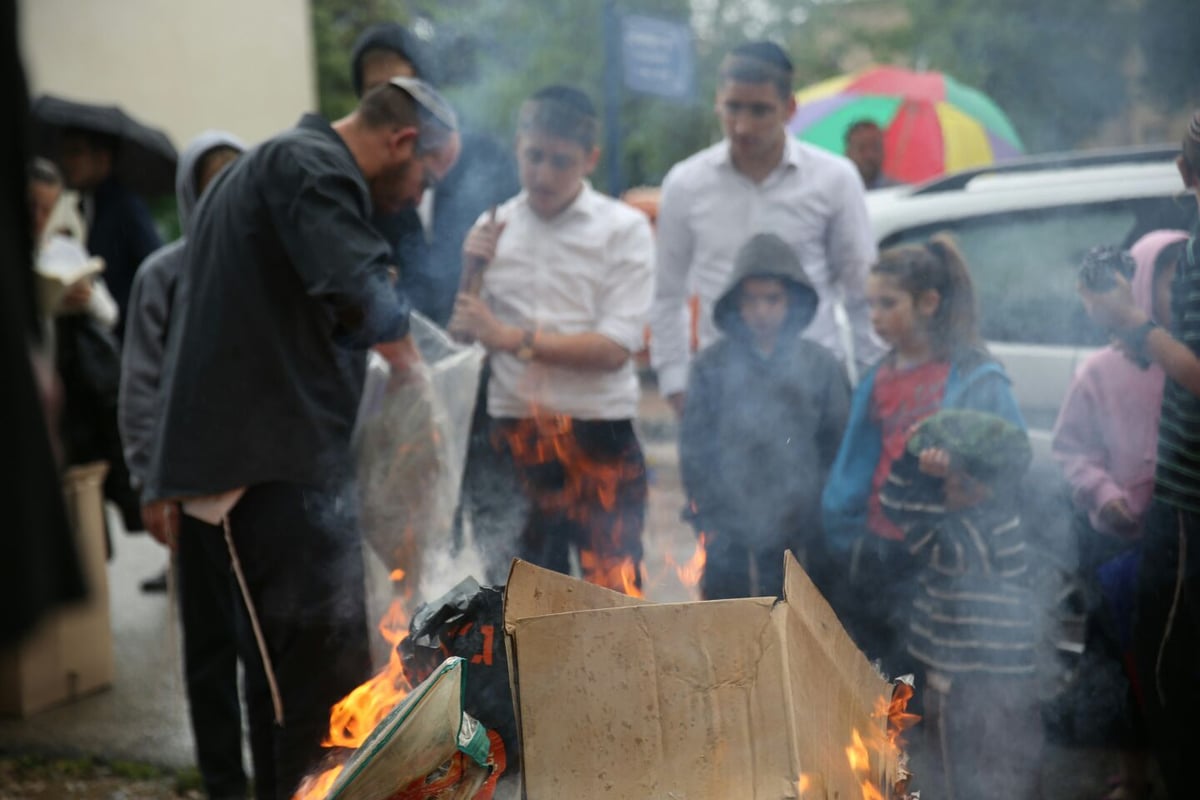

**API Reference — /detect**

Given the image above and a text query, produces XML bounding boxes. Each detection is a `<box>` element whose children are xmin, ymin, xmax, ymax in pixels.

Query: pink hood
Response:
<box><xmin>1051</xmin><ymin>229</ymin><xmax>1189</xmax><ymax>536</ymax></box>
<box><xmin>1130</xmin><ymin>229</ymin><xmax>1190</xmax><ymax>323</ymax></box>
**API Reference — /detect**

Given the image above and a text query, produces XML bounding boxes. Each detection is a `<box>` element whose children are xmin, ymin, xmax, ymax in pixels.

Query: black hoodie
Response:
<box><xmin>680</xmin><ymin>233</ymin><xmax>851</xmax><ymax>552</ymax></box>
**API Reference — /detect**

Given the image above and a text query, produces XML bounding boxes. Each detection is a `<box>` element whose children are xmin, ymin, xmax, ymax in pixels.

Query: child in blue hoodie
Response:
<box><xmin>821</xmin><ymin>234</ymin><xmax>1025</xmax><ymax>675</ymax></box>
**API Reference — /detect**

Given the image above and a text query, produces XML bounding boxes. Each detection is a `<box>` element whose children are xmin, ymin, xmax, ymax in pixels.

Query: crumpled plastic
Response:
<box><xmin>354</xmin><ymin>313</ymin><xmax>485</xmax><ymax>600</ymax></box>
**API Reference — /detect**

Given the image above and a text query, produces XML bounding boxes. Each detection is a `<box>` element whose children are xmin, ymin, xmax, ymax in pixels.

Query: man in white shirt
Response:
<box><xmin>650</xmin><ymin>41</ymin><xmax>879</xmax><ymax>414</ymax></box>
<box><xmin>449</xmin><ymin>86</ymin><xmax>655</xmax><ymax>593</ymax></box>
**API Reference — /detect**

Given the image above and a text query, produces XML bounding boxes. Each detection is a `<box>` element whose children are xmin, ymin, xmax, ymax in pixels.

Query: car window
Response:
<box><xmin>879</xmin><ymin>196</ymin><xmax>1197</xmax><ymax>347</ymax></box>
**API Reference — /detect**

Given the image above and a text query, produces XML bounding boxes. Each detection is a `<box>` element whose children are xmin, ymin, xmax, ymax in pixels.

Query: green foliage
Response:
<box><xmin>904</xmin><ymin>0</ymin><xmax>1134</xmax><ymax>151</ymax></box>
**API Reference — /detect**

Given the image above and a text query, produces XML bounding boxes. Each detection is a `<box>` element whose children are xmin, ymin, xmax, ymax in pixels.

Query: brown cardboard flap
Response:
<box><xmin>779</xmin><ymin>552</ymin><xmax>894</xmax><ymax>793</ymax></box>
<box><xmin>503</xmin><ymin>559</ymin><xmax>645</xmax><ymax>634</ymax></box>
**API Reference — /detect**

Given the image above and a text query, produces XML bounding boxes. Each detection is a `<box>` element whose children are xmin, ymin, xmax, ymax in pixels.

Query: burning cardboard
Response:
<box><xmin>503</xmin><ymin>552</ymin><xmax>897</xmax><ymax>799</ymax></box>
<box><xmin>310</xmin><ymin>657</ymin><xmax>499</xmax><ymax>800</ymax></box>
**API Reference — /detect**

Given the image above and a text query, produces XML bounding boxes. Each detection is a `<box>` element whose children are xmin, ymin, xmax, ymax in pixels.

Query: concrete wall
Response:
<box><xmin>19</xmin><ymin>0</ymin><xmax>316</xmax><ymax>150</ymax></box>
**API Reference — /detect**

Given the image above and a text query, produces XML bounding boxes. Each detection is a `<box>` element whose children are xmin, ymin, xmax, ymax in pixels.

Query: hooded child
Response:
<box><xmin>1054</xmin><ymin>234</ymin><xmax>1185</xmax><ymax>800</ymax></box>
<box><xmin>116</xmin><ymin>130</ymin><xmax>262</xmax><ymax>800</ymax></box>
<box><xmin>680</xmin><ymin>232</ymin><xmax>850</xmax><ymax>599</ymax></box>
<box><xmin>1077</xmin><ymin>111</ymin><xmax>1200</xmax><ymax>797</ymax></box>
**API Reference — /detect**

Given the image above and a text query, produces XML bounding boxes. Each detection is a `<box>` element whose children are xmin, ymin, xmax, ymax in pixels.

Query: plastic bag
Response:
<box><xmin>354</xmin><ymin>313</ymin><xmax>485</xmax><ymax>599</ymax></box>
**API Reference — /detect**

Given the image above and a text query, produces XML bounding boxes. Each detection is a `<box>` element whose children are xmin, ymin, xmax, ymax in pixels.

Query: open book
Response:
<box><xmin>36</xmin><ymin>236</ymin><xmax>105</xmax><ymax>314</ymax></box>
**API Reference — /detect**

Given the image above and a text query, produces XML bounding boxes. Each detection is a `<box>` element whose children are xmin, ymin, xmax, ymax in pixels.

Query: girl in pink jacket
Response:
<box><xmin>1051</xmin><ymin>229</ymin><xmax>1188</xmax><ymax>800</ymax></box>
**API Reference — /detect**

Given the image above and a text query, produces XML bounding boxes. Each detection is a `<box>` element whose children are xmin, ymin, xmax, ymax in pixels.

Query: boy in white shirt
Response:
<box><xmin>449</xmin><ymin>85</ymin><xmax>655</xmax><ymax>593</ymax></box>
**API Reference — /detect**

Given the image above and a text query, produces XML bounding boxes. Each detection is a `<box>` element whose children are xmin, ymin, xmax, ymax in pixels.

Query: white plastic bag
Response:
<box><xmin>355</xmin><ymin>313</ymin><xmax>485</xmax><ymax>602</ymax></box>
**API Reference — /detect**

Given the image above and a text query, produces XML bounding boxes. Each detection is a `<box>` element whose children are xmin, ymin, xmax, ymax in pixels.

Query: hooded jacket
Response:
<box><xmin>680</xmin><ymin>233</ymin><xmax>851</xmax><ymax>551</ymax></box>
<box><xmin>118</xmin><ymin>131</ymin><xmax>245</xmax><ymax>490</ymax></box>
<box><xmin>822</xmin><ymin>343</ymin><xmax>1025</xmax><ymax>554</ymax></box>
<box><xmin>1051</xmin><ymin>230</ymin><xmax>1189</xmax><ymax>536</ymax></box>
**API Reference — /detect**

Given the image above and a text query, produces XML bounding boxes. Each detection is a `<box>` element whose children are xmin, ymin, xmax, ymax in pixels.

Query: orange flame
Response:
<box><xmin>796</xmin><ymin>773</ymin><xmax>811</xmax><ymax>794</ymax></box>
<box><xmin>292</xmin><ymin>580</ymin><xmax>415</xmax><ymax>800</ymax></box>
<box><xmin>841</xmin><ymin>681</ymin><xmax>921</xmax><ymax>800</ymax></box>
<box><xmin>672</xmin><ymin>533</ymin><xmax>707</xmax><ymax>589</ymax></box>
<box><xmin>500</xmin><ymin>415</ymin><xmax>644</xmax><ymax>596</ymax></box>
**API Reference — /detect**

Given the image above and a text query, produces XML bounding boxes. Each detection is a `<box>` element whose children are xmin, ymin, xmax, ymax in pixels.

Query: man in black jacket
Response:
<box><xmin>146</xmin><ymin>78</ymin><xmax>459</xmax><ymax>800</ymax></box>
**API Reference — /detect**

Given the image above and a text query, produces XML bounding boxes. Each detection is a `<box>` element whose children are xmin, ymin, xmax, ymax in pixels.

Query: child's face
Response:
<box><xmin>738</xmin><ymin>276</ymin><xmax>789</xmax><ymax>343</ymax></box>
<box><xmin>867</xmin><ymin>273</ymin><xmax>938</xmax><ymax>349</ymax></box>
<box><xmin>1153</xmin><ymin>256</ymin><xmax>1178</xmax><ymax>330</ymax></box>
<box><xmin>516</xmin><ymin>131</ymin><xmax>599</xmax><ymax>220</ymax></box>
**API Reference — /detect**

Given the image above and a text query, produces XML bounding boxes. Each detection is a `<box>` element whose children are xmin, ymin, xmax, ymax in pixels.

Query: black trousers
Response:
<box><xmin>178</xmin><ymin>513</ymin><xmax>255</xmax><ymax>800</ymax></box>
<box><xmin>1134</xmin><ymin>500</ymin><xmax>1200</xmax><ymax>799</ymax></box>
<box><xmin>481</xmin><ymin>417</ymin><xmax>647</xmax><ymax>592</ymax></box>
<box><xmin>226</xmin><ymin>482</ymin><xmax>372</xmax><ymax>800</ymax></box>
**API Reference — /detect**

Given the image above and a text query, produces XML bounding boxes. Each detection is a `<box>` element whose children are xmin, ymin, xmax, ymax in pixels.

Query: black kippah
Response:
<box><xmin>530</xmin><ymin>85</ymin><xmax>597</xmax><ymax>120</ymax></box>
<box><xmin>730</xmin><ymin>41</ymin><xmax>793</xmax><ymax>74</ymax></box>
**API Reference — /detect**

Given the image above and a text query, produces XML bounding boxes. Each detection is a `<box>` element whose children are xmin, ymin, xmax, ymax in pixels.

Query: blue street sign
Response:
<box><xmin>620</xmin><ymin>14</ymin><xmax>694</xmax><ymax>101</ymax></box>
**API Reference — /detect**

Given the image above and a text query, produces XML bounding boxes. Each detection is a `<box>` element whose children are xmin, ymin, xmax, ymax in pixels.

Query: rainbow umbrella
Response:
<box><xmin>789</xmin><ymin>66</ymin><xmax>1024</xmax><ymax>184</ymax></box>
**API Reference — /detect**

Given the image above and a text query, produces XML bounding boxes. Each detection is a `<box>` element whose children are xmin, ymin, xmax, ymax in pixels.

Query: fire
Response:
<box><xmin>292</xmin><ymin>582</ymin><xmax>415</xmax><ymax>800</ymax></box>
<box><xmin>672</xmin><ymin>533</ymin><xmax>707</xmax><ymax>589</ymax></box>
<box><xmin>498</xmin><ymin>414</ymin><xmax>645</xmax><ymax>596</ymax></box>
<box><xmin>842</xmin><ymin>680</ymin><xmax>921</xmax><ymax>800</ymax></box>
<box><xmin>796</xmin><ymin>773</ymin><xmax>811</xmax><ymax>794</ymax></box>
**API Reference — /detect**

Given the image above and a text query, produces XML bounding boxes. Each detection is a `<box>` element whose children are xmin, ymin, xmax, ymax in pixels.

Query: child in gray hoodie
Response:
<box><xmin>680</xmin><ymin>232</ymin><xmax>850</xmax><ymax>599</ymax></box>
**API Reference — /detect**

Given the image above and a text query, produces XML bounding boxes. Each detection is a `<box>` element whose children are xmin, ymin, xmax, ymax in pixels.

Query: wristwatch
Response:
<box><xmin>515</xmin><ymin>329</ymin><xmax>536</xmax><ymax>362</ymax></box>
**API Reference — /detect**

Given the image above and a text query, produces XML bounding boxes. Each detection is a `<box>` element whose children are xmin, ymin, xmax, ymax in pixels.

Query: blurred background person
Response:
<box><xmin>844</xmin><ymin>119</ymin><xmax>900</xmax><ymax>190</ymax></box>
<box><xmin>119</xmin><ymin>130</ymin><xmax>254</xmax><ymax>800</ymax></box>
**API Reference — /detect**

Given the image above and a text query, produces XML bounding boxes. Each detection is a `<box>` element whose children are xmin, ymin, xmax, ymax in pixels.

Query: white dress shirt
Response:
<box><xmin>650</xmin><ymin>137</ymin><xmax>880</xmax><ymax>396</ymax></box>
<box><xmin>481</xmin><ymin>182</ymin><xmax>655</xmax><ymax>420</ymax></box>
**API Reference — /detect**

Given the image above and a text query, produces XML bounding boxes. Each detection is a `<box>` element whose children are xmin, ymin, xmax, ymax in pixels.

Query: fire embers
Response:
<box><xmin>492</xmin><ymin>415</ymin><xmax>647</xmax><ymax>596</ymax></box>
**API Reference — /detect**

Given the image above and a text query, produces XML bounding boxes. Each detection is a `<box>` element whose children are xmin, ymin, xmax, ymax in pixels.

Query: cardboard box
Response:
<box><xmin>0</xmin><ymin>462</ymin><xmax>115</xmax><ymax>717</ymax></box>
<box><xmin>503</xmin><ymin>553</ymin><xmax>895</xmax><ymax>799</ymax></box>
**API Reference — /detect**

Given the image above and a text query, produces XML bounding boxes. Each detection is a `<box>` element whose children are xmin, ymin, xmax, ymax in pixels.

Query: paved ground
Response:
<box><xmin>0</xmin><ymin>387</ymin><xmax>1131</xmax><ymax>798</ymax></box>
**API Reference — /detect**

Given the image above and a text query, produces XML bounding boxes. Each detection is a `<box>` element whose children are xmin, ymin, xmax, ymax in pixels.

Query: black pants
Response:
<box><xmin>178</xmin><ymin>513</ymin><xmax>255</xmax><ymax>799</ymax></box>
<box><xmin>226</xmin><ymin>482</ymin><xmax>372</xmax><ymax>800</ymax></box>
<box><xmin>832</xmin><ymin>534</ymin><xmax>921</xmax><ymax>680</ymax></box>
<box><xmin>483</xmin><ymin>417</ymin><xmax>647</xmax><ymax>592</ymax></box>
<box><xmin>700</xmin><ymin>526</ymin><xmax>832</xmax><ymax>601</ymax></box>
<box><xmin>1134</xmin><ymin>500</ymin><xmax>1200</xmax><ymax>798</ymax></box>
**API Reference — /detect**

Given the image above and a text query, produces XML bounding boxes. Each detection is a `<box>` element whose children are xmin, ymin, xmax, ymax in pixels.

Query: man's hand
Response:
<box><xmin>141</xmin><ymin>500</ymin><xmax>180</xmax><ymax>550</ymax></box>
<box><xmin>1099</xmin><ymin>497</ymin><xmax>1140</xmax><ymax>538</ymax></box>
<box><xmin>666</xmin><ymin>392</ymin><xmax>686</xmax><ymax>418</ymax></box>
<box><xmin>448</xmin><ymin>294</ymin><xmax>521</xmax><ymax>353</ymax></box>
<box><xmin>1079</xmin><ymin>273</ymin><xmax>1146</xmax><ymax>334</ymax></box>
<box><xmin>375</xmin><ymin>335</ymin><xmax>424</xmax><ymax>391</ymax></box>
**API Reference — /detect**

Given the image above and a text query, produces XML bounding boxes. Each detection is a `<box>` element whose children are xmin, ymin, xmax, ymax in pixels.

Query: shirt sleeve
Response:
<box><xmin>826</xmin><ymin>167</ymin><xmax>883</xmax><ymax>368</ymax></box>
<box><xmin>649</xmin><ymin>169</ymin><xmax>695</xmax><ymax>396</ymax></box>
<box><xmin>1051</xmin><ymin>369</ymin><xmax>1127</xmax><ymax>531</ymax></box>
<box><xmin>594</xmin><ymin>213</ymin><xmax>655</xmax><ymax>352</ymax></box>
<box><xmin>118</xmin><ymin>257</ymin><xmax>170</xmax><ymax>491</ymax></box>
<box><xmin>265</xmin><ymin>150</ymin><xmax>409</xmax><ymax>345</ymax></box>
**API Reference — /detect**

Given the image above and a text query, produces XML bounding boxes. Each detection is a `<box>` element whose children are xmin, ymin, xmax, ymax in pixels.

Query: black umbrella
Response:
<box><xmin>30</xmin><ymin>94</ymin><xmax>178</xmax><ymax>198</ymax></box>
